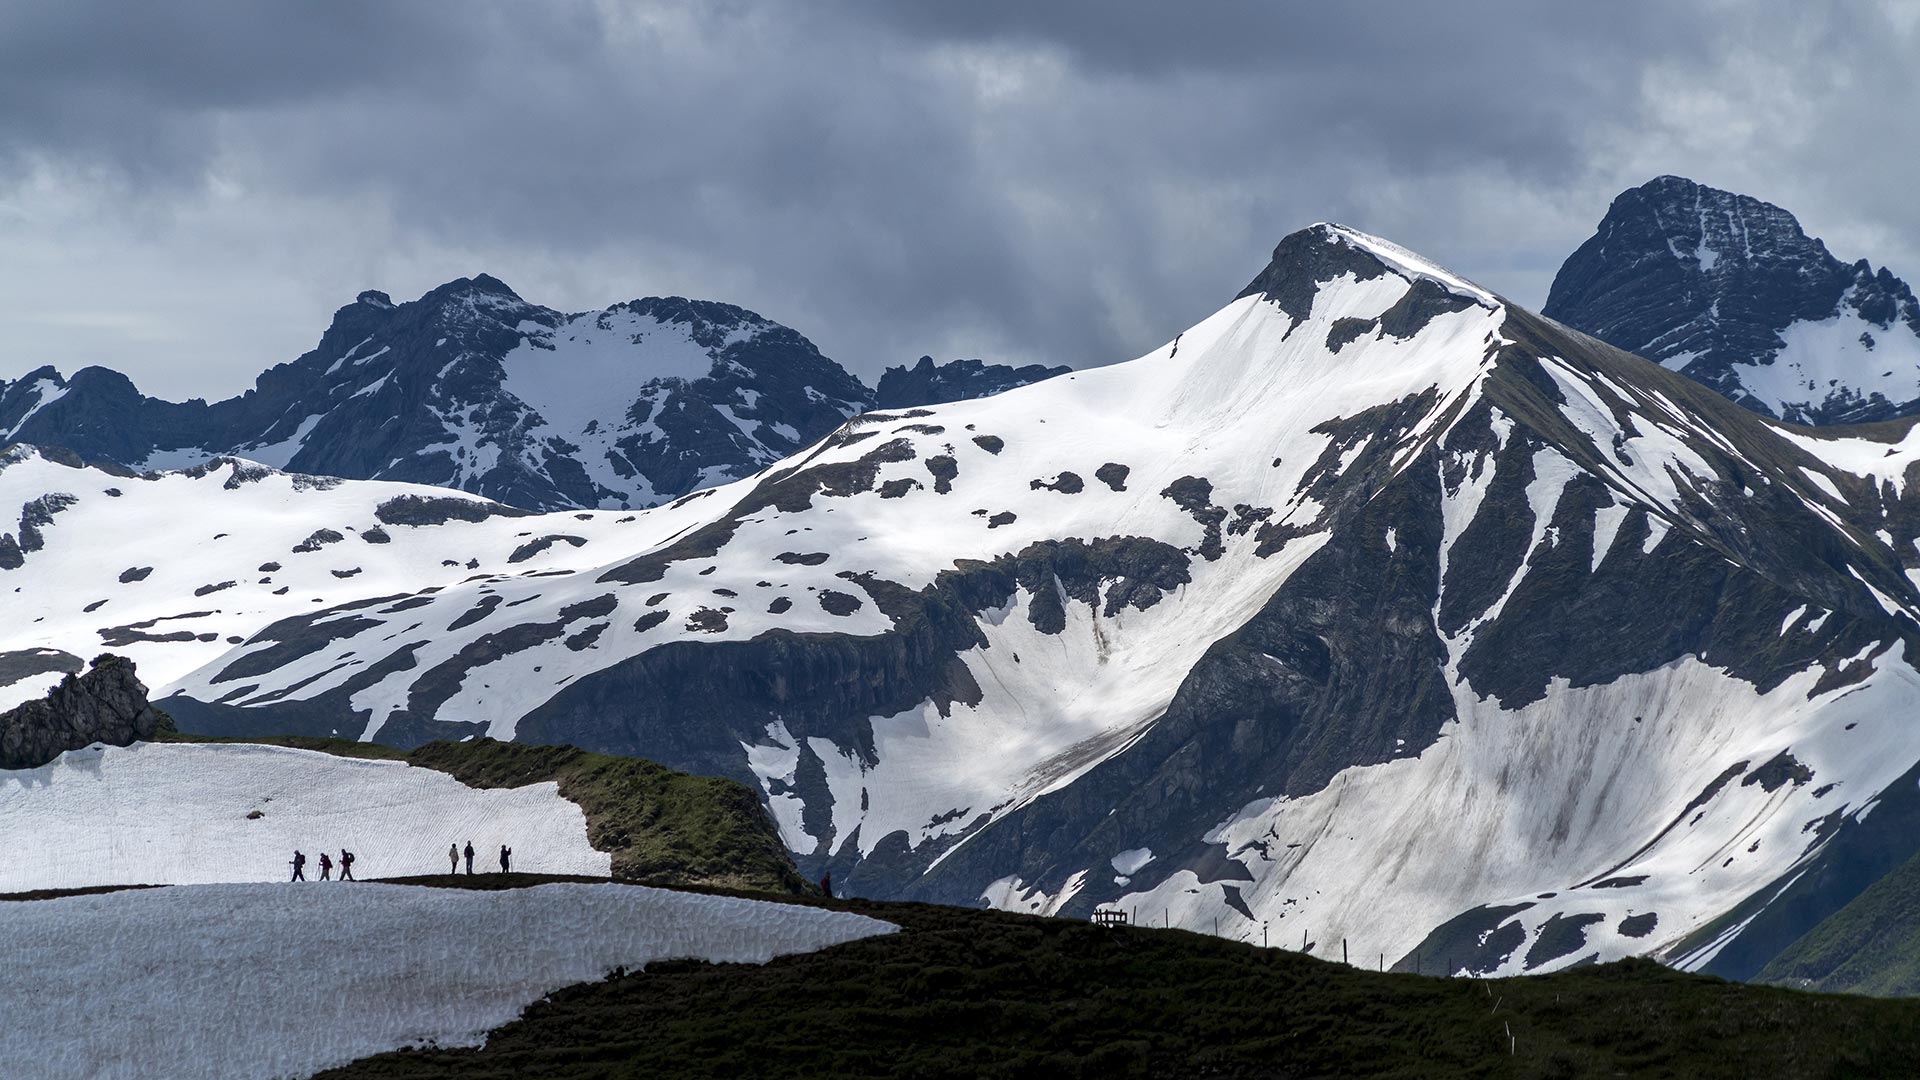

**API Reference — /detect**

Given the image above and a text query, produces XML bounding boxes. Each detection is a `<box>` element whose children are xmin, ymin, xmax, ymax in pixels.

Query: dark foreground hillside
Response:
<box><xmin>323</xmin><ymin>879</ymin><xmax>1920</xmax><ymax>1080</ymax></box>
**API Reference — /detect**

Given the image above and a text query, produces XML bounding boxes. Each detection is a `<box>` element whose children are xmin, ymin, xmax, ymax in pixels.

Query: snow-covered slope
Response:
<box><xmin>10</xmin><ymin>222</ymin><xmax>1920</xmax><ymax>987</ymax></box>
<box><xmin>0</xmin><ymin>741</ymin><xmax>607</xmax><ymax>891</ymax></box>
<box><xmin>0</xmin><ymin>882</ymin><xmax>891</xmax><ymax>1080</ymax></box>
<box><xmin>1545</xmin><ymin>176</ymin><xmax>1920</xmax><ymax>425</ymax></box>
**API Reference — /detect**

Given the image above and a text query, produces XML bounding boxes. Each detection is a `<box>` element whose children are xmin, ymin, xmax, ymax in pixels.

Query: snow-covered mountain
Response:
<box><xmin>9</xmin><ymin>222</ymin><xmax>1920</xmax><ymax>987</ymax></box>
<box><xmin>1545</xmin><ymin>175</ymin><xmax>1920</xmax><ymax>425</ymax></box>
<box><xmin>0</xmin><ymin>282</ymin><xmax>876</xmax><ymax>511</ymax></box>
<box><xmin>0</xmin><ymin>285</ymin><xmax>1074</xmax><ymax>513</ymax></box>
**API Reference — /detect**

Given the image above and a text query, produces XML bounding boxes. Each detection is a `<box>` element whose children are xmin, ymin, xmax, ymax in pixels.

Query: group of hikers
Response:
<box><xmin>449</xmin><ymin>840</ymin><xmax>512</xmax><ymax>875</ymax></box>
<box><xmin>288</xmin><ymin>849</ymin><xmax>355</xmax><ymax>881</ymax></box>
<box><xmin>287</xmin><ymin>841</ymin><xmax>515</xmax><ymax>881</ymax></box>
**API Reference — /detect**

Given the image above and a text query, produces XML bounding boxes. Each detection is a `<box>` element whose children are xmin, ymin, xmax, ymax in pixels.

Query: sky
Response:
<box><xmin>1</xmin><ymin>1</ymin><xmax>1916</xmax><ymax>399</ymax></box>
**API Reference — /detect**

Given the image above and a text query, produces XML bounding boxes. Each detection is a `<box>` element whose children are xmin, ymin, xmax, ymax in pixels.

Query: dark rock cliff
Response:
<box><xmin>874</xmin><ymin>356</ymin><xmax>1070</xmax><ymax>409</ymax></box>
<box><xmin>0</xmin><ymin>654</ymin><xmax>172</xmax><ymax>770</ymax></box>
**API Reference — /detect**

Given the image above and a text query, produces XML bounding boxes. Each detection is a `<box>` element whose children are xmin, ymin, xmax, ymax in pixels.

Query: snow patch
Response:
<box><xmin>0</xmin><ymin>882</ymin><xmax>892</xmax><ymax>1080</ymax></box>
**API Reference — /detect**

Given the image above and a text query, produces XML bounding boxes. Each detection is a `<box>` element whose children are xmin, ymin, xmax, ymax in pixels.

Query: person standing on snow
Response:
<box><xmin>499</xmin><ymin>844</ymin><xmax>511</xmax><ymax>873</ymax></box>
<box><xmin>318</xmin><ymin>852</ymin><xmax>332</xmax><ymax>881</ymax></box>
<box><xmin>449</xmin><ymin>843</ymin><xmax>459</xmax><ymax>875</ymax></box>
<box><xmin>463</xmin><ymin>841</ymin><xmax>475</xmax><ymax>875</ymax></box>
<box><xmin>339</xmin><ymin>850</ymin><xmax>355</xmax><ymax>881</ymax></box>
<box><xmin>290</xmin><ymin>850</ymin><xmax>306</xmax><ymax>882</ymax></box>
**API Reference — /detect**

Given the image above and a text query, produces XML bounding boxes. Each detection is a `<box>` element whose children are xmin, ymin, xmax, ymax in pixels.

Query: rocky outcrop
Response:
<box><xmin>874</xmin><ymin>356</ymin><xmax>1070</xmax><ymax>409</ymax></box>
<box><xmin>0</xmin><ymin>654</ymin><xmax>172</xmax><ymax>770</ymax></box>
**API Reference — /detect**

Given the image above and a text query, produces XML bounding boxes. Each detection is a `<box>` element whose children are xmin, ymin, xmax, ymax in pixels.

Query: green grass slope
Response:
<box><xmin>1757</xmin><ymin>847</ymin><xmax>1920</xmax><ymax>997</ymax></box>
<box><xmin>160</xmin><ymin>733</ymin><xmax>807</xmax><ymax>894</ymax></box>
<box><xmin>321</xmin><ymin>880</ymin><xmax>1920</xmax><ymax>1080</ymax></box>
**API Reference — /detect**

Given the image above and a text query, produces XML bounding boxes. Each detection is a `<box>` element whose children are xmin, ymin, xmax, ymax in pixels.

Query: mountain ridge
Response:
<box><xmin>0</xmin><ymin>282</ymin><xmax>1068</xmax><ymax>512</ymax></box>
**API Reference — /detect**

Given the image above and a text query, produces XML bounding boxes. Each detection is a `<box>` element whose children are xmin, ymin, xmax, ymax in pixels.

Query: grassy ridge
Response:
<box><xmin>320</xmin><ymin>879</ymin><xmax>1920</xmax><ymax>1080</ymax></box>
<box><xmin>160</xmin><ymin>733</ymin><xmax>807</xmax><ymax>894</ymax></box>
<box><xmin>1758</xmin><ymin>847</ymin><xmax>1920</xmax><ymax>997</ymax></box>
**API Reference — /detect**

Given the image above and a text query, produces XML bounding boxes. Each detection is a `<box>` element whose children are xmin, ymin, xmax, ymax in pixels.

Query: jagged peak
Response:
<box><xmin>7</xmin><ymin>364</ymin><xmax>67</xmax><ymax>388</ymax></box>
<box><xmin>1237</xmin><ymin>223</ymin><xmax>1497</xmax><ymax>327</ymax></box>
<box><xmin>603</xmin><ymin>295</ymin><xmax>767</xmax><ymax>329</ymax></box>
<box><xmin>1604</xmin><ymin>176</ymin><xmax>1813</xmax><ymax>246</ymax></box>
<box><xmin>61</xmin><ymin>366</ymin><xmax>141</xmax><ymax>395</ymax></box>
<box><xmin>424</xmin><ymin>273</ymin><xmax>525</xmax><ymax>304</ymax></box>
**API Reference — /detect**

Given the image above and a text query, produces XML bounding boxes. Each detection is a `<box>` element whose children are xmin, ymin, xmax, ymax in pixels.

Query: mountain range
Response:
<box><xmin>9</xmin><ymin>211</ymin><xmax>1920</xmax><ymax>993</ymax></box>
<box><xmin>0</xmin><ymin>283</ymin><xmax>1066</xmax><ymax>512</ymax></box>
<box><xmin>6</xmin><ymin>176</ymin><xmax>1915</xmax><ymax>521</ymax></box>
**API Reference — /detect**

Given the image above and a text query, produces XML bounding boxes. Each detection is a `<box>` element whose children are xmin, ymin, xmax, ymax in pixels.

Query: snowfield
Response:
<box><xmin>0</xmin><ymin>882</ymin><xmax>893</xmax><ymax>1080</ymax></box>
<box><xmin>0</xmin><ymin>742</ymin><xmax>608</xmax><ymax>892</ymax></box>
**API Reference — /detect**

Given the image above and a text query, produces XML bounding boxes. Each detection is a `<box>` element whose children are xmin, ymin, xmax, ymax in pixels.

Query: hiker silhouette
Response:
<box><xmin>290</xmin><ymin>850</ymin><xmax>306</xmax><ymax>882</ymax></box>
<box><xmin>340</xmin><ymin>850</ymin><xmax>355</xmax><ymax>881</ymax></box>
<box><xmin>449</xmin><ymin>844</ymin><xmax>459</xmax><ymax>874</ymax></box>
<box><xmin>463</xmin><ymin>841</ymin><xmax>475</xmax><ymax>875</ymax></box>
<box><xmin>499</xmin><ymin>845</ymin><xmax>511</xmax><ymax>873</ymax></box>
<box><xmin>318</xmin><ymin>852</ymin><xmax>332</xmax><ymax>880</ymax></box>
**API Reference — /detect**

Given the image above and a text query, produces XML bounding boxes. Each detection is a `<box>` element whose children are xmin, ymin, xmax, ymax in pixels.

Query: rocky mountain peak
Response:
<box><xmin>1237</xmin><ymin>224</ymin><xmax>1395</xmax><ymax>319</ymax></box>
<box><xmin>1238</xmin><ymin>223</ymin><xmax>1493</xmax><ymax>331</ymax></box>
<box><xmin>438</xmin><ymin>272</ymin><xmax>523</xmax><ymax>301</ymax></box>
<box><xmin>1545</xmin><ymin>176</ymin><xmax>1920</xmax><ymax>425</ymax></box>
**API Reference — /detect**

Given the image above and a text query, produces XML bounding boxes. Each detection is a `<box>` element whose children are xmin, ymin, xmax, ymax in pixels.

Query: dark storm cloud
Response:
<box><xmin>0</xmin><ymin>1</ymin><xmax>1915</xmax><ymax>396</ymax></box>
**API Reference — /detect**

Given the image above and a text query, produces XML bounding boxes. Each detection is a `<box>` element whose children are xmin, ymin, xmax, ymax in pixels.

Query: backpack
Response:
<box><xmin>342</xmin><ymin>851</ymin><xmax>354</xmax><ymax>866</ymax></box>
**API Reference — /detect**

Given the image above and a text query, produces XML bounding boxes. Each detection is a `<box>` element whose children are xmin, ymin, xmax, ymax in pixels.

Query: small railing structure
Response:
<box><xmin>1091</xmin><ymin>907</ymin><xmax>1129</xmax><ymax>929</ymax></box>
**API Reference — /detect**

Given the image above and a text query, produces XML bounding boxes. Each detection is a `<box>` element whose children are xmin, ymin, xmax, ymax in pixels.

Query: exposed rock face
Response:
<box><xmin>1544</xmin><ymin>175</ymin><xmax>1920</xmax><ymax>424</ymax></box>
<box><xmin>0</xmin><ymin>654</ymin><xmax>171</xmax><ymax>770</ymax></box>
<box><xmin>874</xmin><ymin>355</ymin><xmax>1071</xmax><ymax>409</ymax></box>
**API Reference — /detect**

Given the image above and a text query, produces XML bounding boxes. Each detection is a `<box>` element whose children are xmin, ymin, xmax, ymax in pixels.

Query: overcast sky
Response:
<box><xmin>2</xmin><ymin>1</ymin><xmax>1916</xmax><ymax>399</ymax></box>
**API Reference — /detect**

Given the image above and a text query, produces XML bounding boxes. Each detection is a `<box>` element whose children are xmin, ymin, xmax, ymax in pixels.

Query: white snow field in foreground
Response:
<box><xmin>0</xmin><ymin>741</ymin><xmax>609</xmax><ymax>892</ymax></box>
<box><xmin>0</xmin><ymin>882</ymin><xmax>894</xmax><ymax>1080</ymax></box>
